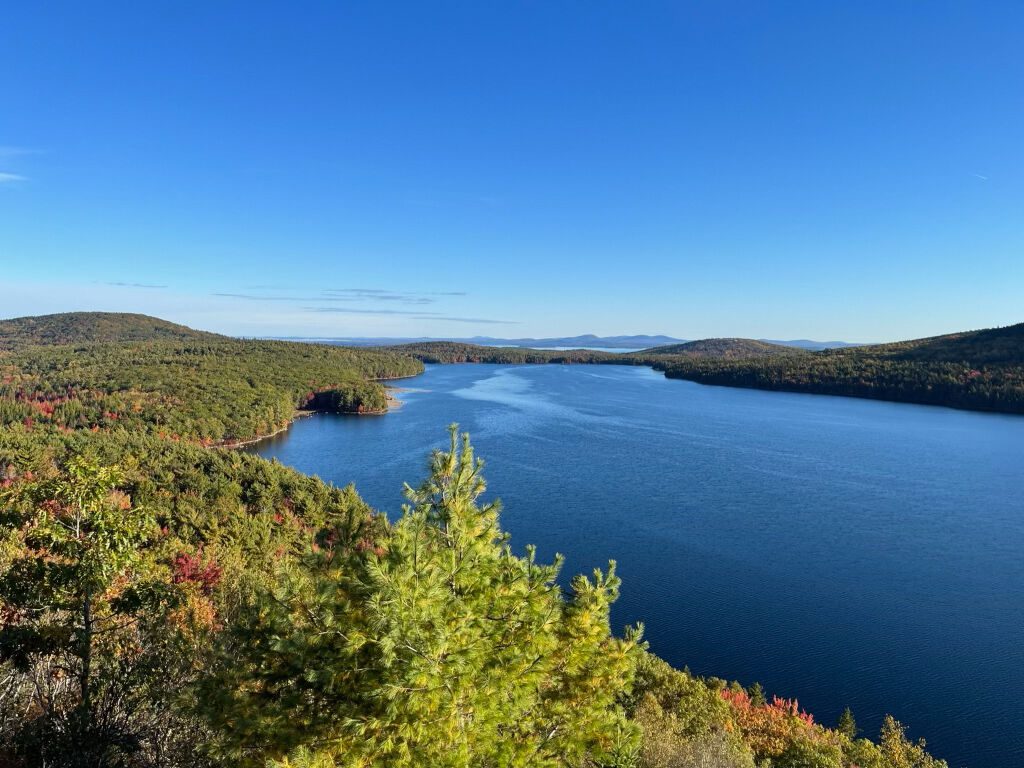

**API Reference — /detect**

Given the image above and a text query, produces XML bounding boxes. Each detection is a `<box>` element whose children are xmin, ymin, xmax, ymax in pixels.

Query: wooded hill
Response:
<box><xmin>640</xmin><ymin>338</ymin><xmax>801</xmax><ymax>358</ymax></box>
<box><xmin>657</xmin><ymin>323</ymin><xmax>1024</xmax><ymax>414</ymax></box>
<box><xmin>0</xmin><ymin>311</ymin><xmax>224</xmax><ymax>350</ymax></box>
<box><xmin>0</xmin><ymin>314</ymin><xmax>422</xmax><ymax>443</ymax></box>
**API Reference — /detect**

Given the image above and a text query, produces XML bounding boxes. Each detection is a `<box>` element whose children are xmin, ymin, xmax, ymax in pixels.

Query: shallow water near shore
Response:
<box><xmin>250</xmin><ymin>363</ymin><xmax>1024</xmax><ymax>768</ymax></box>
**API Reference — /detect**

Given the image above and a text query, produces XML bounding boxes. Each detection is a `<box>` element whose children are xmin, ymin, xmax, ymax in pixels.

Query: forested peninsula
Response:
<box><xmin>0</xmin><ymin>312</ymin><xmax>961</xmax><ymax>767</ymax></box>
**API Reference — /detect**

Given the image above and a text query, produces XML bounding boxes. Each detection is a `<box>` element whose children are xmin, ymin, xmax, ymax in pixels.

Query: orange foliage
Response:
<box><xmin>721</xmin><ymin>688</ymin><xmax>816</xmax><ymax>757</ymax></box>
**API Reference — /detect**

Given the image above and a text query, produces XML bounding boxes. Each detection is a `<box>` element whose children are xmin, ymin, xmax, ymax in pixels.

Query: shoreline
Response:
<box><xmin>218</xmin><ymin>384</ymin><xmax>409</xmax><ymax>450</ymax></box>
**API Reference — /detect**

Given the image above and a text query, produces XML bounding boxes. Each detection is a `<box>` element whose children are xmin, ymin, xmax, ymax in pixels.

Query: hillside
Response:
<box><xmin>839</xmin><ymin>322</ymin><xmax>1024</xmax><ymax>366</ymax></box>
<box><xmin>0</xmin><ymin>311</ymin><xmax>224</xmax><ymax>350</ymax></box>
<box><xmin>658</xmin><ymin>322</ymin><xmax>1024</xmax><ymax>414</ymax></box>
<box><xmin>642</xmin><ymin>338</ymin><xmax>804</xmax><ymax>358</ymax></box>
<box><xmin>0</xmin><ymin>315</ymin><xmax>423</xmax><ymax>442</ymax></box>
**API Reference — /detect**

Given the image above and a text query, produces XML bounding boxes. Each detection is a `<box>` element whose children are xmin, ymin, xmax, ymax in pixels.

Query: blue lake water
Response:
<box><xmin>251</xmin><ymin>363</ymin><xmax>1024</xmax><ymax>768</ymax></box>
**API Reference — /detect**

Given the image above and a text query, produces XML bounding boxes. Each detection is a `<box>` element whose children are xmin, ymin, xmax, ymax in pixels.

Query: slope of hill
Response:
<box><xmin>658</xmin><ymin>323</ymin><xmax>1024</xmax><ymax>414</ymax></box>
<box><xmin>842</xmin><ymin>322</ymin><xmax>1024</xmax><ymax>366</ymax></box>
<box><xmin>0</xmin><ymin>311</ymin><xmax>225</xmax><ymax>350</ymax></box>
<box><xmin>0</xmin><ymin>315</ymin><xmax>423</xmax><ymax>442</ymax></box>
<box><xmin>641</xmin><ymin>338</ymin><xmax>804</xmax><ymax>358</ymax></box>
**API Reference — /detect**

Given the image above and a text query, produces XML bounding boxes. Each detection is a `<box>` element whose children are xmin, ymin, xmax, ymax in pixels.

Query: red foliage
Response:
<box><xmin>172</xmin><ymin>550</ymin><xmax>223</xmax><ymax>594</ymax></box>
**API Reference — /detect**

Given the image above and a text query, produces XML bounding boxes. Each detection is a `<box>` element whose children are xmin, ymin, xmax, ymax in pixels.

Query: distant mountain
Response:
<box><xmin>281</xmin><ymin>334</ymin><xmax>860</xmax><ymax>351</ymax></box>
<box><xmin>640</xmin><ymin>338</ymin><xmax>803</xmax><ymax>358</ymax></box>
<box><xmin>479</xmin><ymin>334</ymin><xmax>686</xmax><ymax>349</ymax></box>
<box><xmin>277</xmin><ymin>333</ymin><xmax>688</xmax><ymax>350</ymax></box>
<box><xmin>0</xmin><ymin>311</ymin><xmax>224</xmax><ymax>351</ymax></box>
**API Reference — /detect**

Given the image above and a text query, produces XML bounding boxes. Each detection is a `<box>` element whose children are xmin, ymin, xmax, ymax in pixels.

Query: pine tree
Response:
<box><xmin>837</xmin><ymin>706</ymin><xmax>858</xmax><ymax>739</ymax></box>
<box><xmin>201</xmin><ymin>426</ymin><xmax>642</xmax><ymax>767</ymax></box>
<box><xmin>748</xmin><ymin>681</ymin><xmax>766</xmax><ymax>707</ymax></box>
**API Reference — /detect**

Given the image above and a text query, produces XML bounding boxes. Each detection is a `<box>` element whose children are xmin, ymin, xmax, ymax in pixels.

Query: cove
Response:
<box><xmin>250</xmin><ymin>363</ymin><xmax>1024</xmax><ymax>768</ymax></box>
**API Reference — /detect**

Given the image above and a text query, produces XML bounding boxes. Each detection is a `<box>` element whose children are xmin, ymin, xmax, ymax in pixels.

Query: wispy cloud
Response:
<box><xmin>972</xmin><ymin>173</ymin><xmax>989</xmax><ymax>181</ymax></box>
<box><xmin>429</xmin><ymin>316</ymin><xmax>518</xmax><ymax>325</ymax></box>
<box><xmin>215</xmin><ymin>292</ymin><xmax>329</xmax><ymax>301</ymax></box>
<box><xmin>215</xmin><ymin>292</ymin><xmax>417</xmax><ymax>303</ymax></box>
<box><xmin>0</xmin><ymin>147</ymin><xmax>39</xmax><ymax>184</ymax></box>
<box><xmin>218</xmin><ymin>287</ymin><xmax>464</xmax><ymax>306</ymax></box>
<box><xmin>306</xmin><ymin>306</ymin><xmax>516</xmax><ymax>324</ymax></box>
<box><xmin>305</xmin><ymin>307</ymin><xmax>440</xmax><ymax>316</ymax></box>
<box><xmin>107</xmin><ymin>281</ymin><xmax>168</xmax><ymax>289</ymax></box>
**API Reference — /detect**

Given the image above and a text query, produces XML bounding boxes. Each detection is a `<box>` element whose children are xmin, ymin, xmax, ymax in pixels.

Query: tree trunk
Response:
<box><xmin>80</xmin><ymin>589</ymin><xmax>92</xmax><ymax>736</ymax></box>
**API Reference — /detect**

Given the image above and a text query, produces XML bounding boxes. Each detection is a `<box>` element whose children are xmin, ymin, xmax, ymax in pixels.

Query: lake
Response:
<box><xmin>250</xmin><ymin>363</ymin><xmax>1024</xmax><ymax>768</ymax></box>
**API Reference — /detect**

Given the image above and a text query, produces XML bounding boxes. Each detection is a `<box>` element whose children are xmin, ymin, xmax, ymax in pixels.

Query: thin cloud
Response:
<box><xmin>219</xmin><ymin>288</ymin><xmax>444</xmax><ymax>306</ymax></box>
<box><xmin>215</xmin><ymin>292</ymin><xmax>338</xmax><ymax>301</ymax></box>
<box><xmin>305</xmin><ymin>307</ymin><xmax>440</xmax><ymax>316</ymax></box>
<box><xmin>307</xmin><ymin>307</ymin><xmax>516</xmax><ymax>324</ymax></box>
<box><xmin>215</xmin><ymin>292</ymin><xmax>424</xmax><ymax>304</ymax></box>
<box><xmin>427</xmin><ymin>316</ymin><xmax>518</xmax><ymax>325</ymax></box>
<box><xmin>0</xmin><ymin>172</ymin><xmax>26</xmax><ymax>183</ymax></box>
<box><xmin>107</xmin><ymin>281</ymin><xmax>168</xmax><ymax>289</ymax></box>
<box><xmin>323</xmin><ymin>288</ymin><xmax>391</xmax><ymax>295</ymax></box>
<box><xmin>972</xmin><ymin>173</ymin><xmax>989</xmax><ymax>181</ymax></box>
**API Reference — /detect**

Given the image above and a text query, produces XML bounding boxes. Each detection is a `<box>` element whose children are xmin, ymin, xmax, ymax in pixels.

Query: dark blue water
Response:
<box><xmin>251</xmin><ymin>364</ymin><xmax>1024</xmax><ymax>768</ymax></box>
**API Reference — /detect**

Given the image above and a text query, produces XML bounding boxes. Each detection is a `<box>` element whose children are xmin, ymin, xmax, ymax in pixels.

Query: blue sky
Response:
<box><xmin>1</xmin><ymin>2</ymin><xmax>1021</xmax><ymax>341</ymax></box>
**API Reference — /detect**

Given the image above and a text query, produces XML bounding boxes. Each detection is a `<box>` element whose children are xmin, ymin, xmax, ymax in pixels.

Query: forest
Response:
<box><xmin>0</xmin><ymin>312</ymin><xmax>961</xmax><ymax>766</ymax></box>
<box><xmin>0</xmin><ymin>332</ymin><xmax>422</xmax><ymax>443</ymax></box>
<box><xmin>655</xmin><ymin>323</ymin><xmax>1024</xmax><ymax>414</ymax></box>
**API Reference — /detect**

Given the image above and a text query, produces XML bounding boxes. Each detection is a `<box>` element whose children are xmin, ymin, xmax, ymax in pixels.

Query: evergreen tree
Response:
<box><xmin>878</xmin><ymin>715</ymin><xmax>948</xmax><ymax>768</ymax></box>
<box><xmin>748</xmin><ymin>682</ymin><xmax>766</xmax><ymax>707</ymax></box>
<box><xmin>200</xmin><ymin>427</ymin><xmax>642</xmax><ymax>767</ymax></box>
<box><xmin>837</xmin><ymin>707</ymin><xmax>858</xmax><ymax>739</ymax></box>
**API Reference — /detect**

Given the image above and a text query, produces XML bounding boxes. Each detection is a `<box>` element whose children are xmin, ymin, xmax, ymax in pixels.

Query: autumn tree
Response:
<box><xmin>0</xmin><ymin>456</ymin><xmax>173</xmax><ymax>766</ymax></box>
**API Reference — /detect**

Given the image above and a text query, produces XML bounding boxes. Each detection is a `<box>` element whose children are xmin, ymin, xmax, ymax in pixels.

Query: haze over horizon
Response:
<box><xmin>2</xmin><ymin>2</ymin><xmax>1022</xmax><ymax>340</ymax></box>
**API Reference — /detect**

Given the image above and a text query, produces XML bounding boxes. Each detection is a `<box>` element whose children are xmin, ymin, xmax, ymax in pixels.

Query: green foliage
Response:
<box><xmin>0</xmin><ymin>456</ymin><xmax>165</xmax><ymax>765</ymax></box>
<box><xmin>0</xmin><ymin>311</ymin><xmax>222</xmax><ymax>351</ymax></box>
<box><xmin>641</xmin><ymin>338</ymin><xmax>801</xmax><ymax>359</ymax></box>
<box><xmin>878</xmin><ymin>715</ymin><xmax>947</xmax><ymax>768</ymax></box>
<box><xmin>748</xmin><ymin>682</ymin><xmax>766</xmax><ymax>707</ymax></box>
<box><xmin>1</xmin><ymin>337</ymin><xmax>421</xmax><ymax>442</ymax></box>
<box><xmin>658</xmin><ymin>323</ymin><xmax>1024</xmax><ymax>414</ymax></box>
<box><xmin>199</xmin><ymin>427</ymin><xmax>642</xmax><ymax>768</ymax></box>
<box><xmin>0</xmin><ymin>429</ymin><xmax>382</xmax><ymax>767</ymax></box>
<box><xmin>837</xmin><ymin>707</ymin><xmax>858</xmax><ymax>739</ymax></box>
